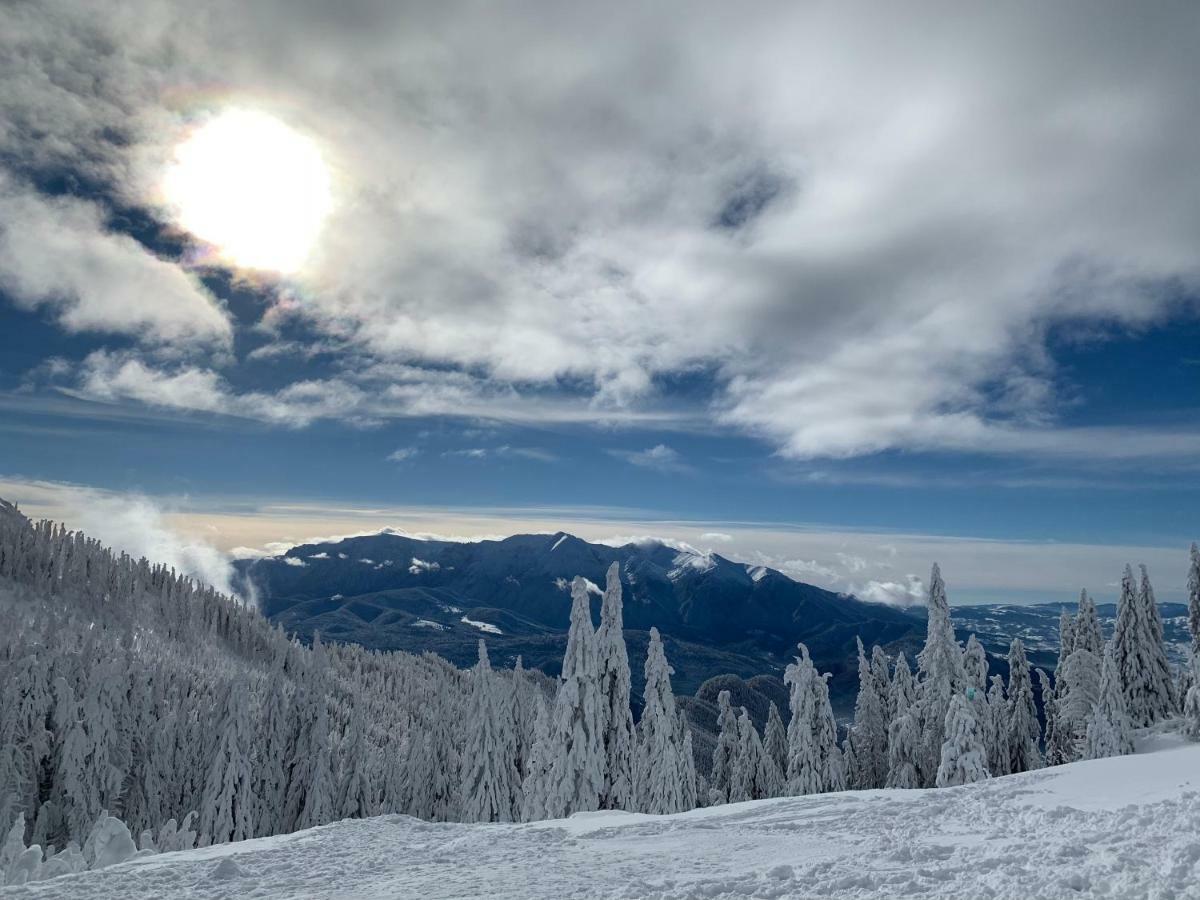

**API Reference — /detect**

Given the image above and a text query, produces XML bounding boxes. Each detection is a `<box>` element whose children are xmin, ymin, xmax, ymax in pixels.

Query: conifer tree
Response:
<box><xmin>1056</xmin><ymin>648</ymin><xmax>1101</xmax><ymax>763</ymax></box>
<box><xmin>935</xmin><ymin>693</ymin><xmax>989</xmax><ymax>787</ymax></box>
<box><xmin>1085</xmin><ymin>642</ymin><xmax>1134</xmax><ymax>759</ymax></box>
<box><xmin>1073</xmin><ymin>590</ymin><xmax>1103</xmax><ymax>656</ymax></box>
<box><xmin>848</xmin><ymin>638</ymin><xmax>887</xmax><ymax>789</ymax></box>
<box><xmin>519</xmin><ymin>692</ymin><xmax>552</xmax><ymax>822</ymax></box>
<box><xmin>198</xmin><ymin>683</ymin><xmax>255</xmax><ymax>844</ymax></box>
<box><xmin>783</xmin><ymin>644</ymin><xmax>822</xmax><ymax>795</ymax></box>
<box><xmin>916</xmin><ymin>564</ymin><xmax>965</xmax><ymax>786</ymax></box>
<box><xmin>709</xmin><ymin>691</ymin><xmax>739</xmax><ymax>804</ymax></box>
<box><xmin>763</xmin><ymin>701</ymin><xmax>787</xmax><ymax>780</ymax></box>
<box><xmin>1114</xmin><ymin>564</ymin><xmax>1175</xmax><ymax>727</ymax></box>
<box><xmin>1188</xmin><ymin>543</ymin><xmax>1200</xmax><ymax>656</ymax></box>
<box><xmin>890</xmin><ymin>653</ymin><xmax>915</xmax><ymax>721</ymax></box>
<box><xmin>535</xmin><ymin>578</ymin><xmax>604</xmax><ymax>819</ymax></box>
<box><xmin>460</xmin><ymin>641</ymin><xmax>520</xmax><ymax>823</ymax></box>
<box><xmin>984</xmin><ymin>675</ymin><xmax>1009</xmax><ymax>777</ymax></box>
<box><xmin>1035</xmin><ymin>668</ymin><xmax>1058</xmax><ymax>767</ymax></box>
<box><xmin>634</xmin><ymin>628</ymin><xmax>693</xmax><ymax>814</ymax></box>
<box><xmin>729</xmin><ymin>708</ymin><xmax>781</xmax><ymax>802</ymax></box>
<box><xmin>885</xmin><ymin>711</ymin><xmax>922</xmax><ymax>789</ymax></box>
<box><xmin>1005</xmin><ymin>639</ymin><xmax>1041</xmax><ymax>774</ymax></box>
<box><xmin>813</xmin><ymin>671</ymin><xmax>846</xmax><ymax>792</ymax></box>
<box><xmin>595</xmin><ymin>563</ymin><xmax>635</xmax><ymax>811</ymax></box>
<box><xmin>962</xmin><ymin>634</ymin><xmax>988</xmax><ymax>691</ymax></box>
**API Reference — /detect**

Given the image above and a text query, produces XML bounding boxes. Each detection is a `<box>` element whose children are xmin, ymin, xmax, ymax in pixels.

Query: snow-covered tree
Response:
<box><xmin>848</xmin><ymin>638</ymin><xmax>887</xmax><ymax>790</ymax></box>
<box><xmin>962</xmin><ymin>634</ymin><xmax>988</xmax><ymax>692</ymax></box>
<box><xmin>763</xmin><ymin>701</ymin><xmax>787</xmax><ymax>779</ymax></box>
<box><xmin>519</xmin><ymin>692</ymin><xmax>552</xmax><ymax>822</ymax></box>
<box><xmin>729</xmin><ymin>708</ymin><xmax>781</xmax><ymax>802</ymax></box>
<box><xmin>1182</xmin><ymin>661</ymin><xmax>1200</xmax><ymax>742</ymax></box>
<box><xmin>890</xmin><ymin>653</ymin><xmax>915</xmax><ymax>721</ymax></box>
<box><xmin>885</xmin><ymin>711</ymin><xmax>922</xmax><ymax>789</ymax></box>
<box><xmin>708</xmin><ymin>690</ymin><xmax>739</xmax><ymax>805</ymax></box>
<box><xmin>1035</xmin><ymin>668</ymin><xmax>1059</xmax><ymax>767</ymax></box>
<box><xmin>935</xmin><ymin>693</ymin><xmax>989</xmax><ymax>787</ymax></box>
<box><xmin>784</xmin><ymin>644</ymin><xmax>822</xmax><ymax>795</ymax></box>
<box><xmin>1085</xmin><ymin>641</ymin><xmax>1134</xmax><ymax>759</ymax></box>
<box><xmin>1114</xmin><ymin>565</ymin><xmax>1176</xmax><ymax>727</ymax></box>
<box><xmin>984</xmin><ymin>675</ymin><xmax>1009</xmax><ymax>777</ymax></box>
<box><xmin>531</xmin><ymin>578</ymin><xmax>604</xmax><ymax>820</ymax></box>
<box><xmin>595</xmin><ymin>562</ymin><xmax>635</xmax><ymax>811</ymax></box>
<box><xmin>916</xmin><ymin>564</ymin><xmax>966</xmax><ymax>786</ymax></box>
<box><xmin>460</xmin><ymin>641</ymin><xmax>520</xmax><ymax>823</ymax></box>
<box><xmin>1073</xmin><ymin>589</ymin><xmax>1103</xmax><ymax>656</ymax></box>
<box><xmin>1005</xmin><ymin>639</ymin><xmax>1041</xmax><ymax>774</ymax></box>
<box><xmin>198</xmin><ymin>683</ymin><xmax>255</xmax><ymax>844</ymax></box>
<box><xmin>1188</xmin><ymin>543</ymin><xmax>1200</xmax><ymax>657</ymax></box>
<box><xmin>633</xmin><ymin>628</ymin><xmax>694</xmax><ymax>814</ymax></box>
<box><xmin>1056</xmin><ymin>648</ymin><xmax>1101</xmax><ymax>763</ymax></box>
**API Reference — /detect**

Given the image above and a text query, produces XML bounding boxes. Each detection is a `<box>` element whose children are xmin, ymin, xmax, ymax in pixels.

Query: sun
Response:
<box><xmin>162</xmin><ymin>109</ymin><xmax>333</xmax><ymax>274</ymax></box>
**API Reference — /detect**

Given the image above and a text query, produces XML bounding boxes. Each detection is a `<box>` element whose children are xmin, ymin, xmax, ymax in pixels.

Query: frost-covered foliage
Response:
<box><xmin>460</xmin><ymin>641</ymin><xmax>520</xmax><ymax>823</ymax></box>
<box><xmin>729</xmin><ymin>709</ymin><xmax>782</xmax><ymax>802</ymax></box>
<box><xmin>915</xmin><ymin>564</ymin><xmax>967</xmax><ymax>786</ymax></box>
<box><xmin>1113</xmin><ymin>565</ymin><xmax>1176</xmax><ymax>727</ymax></box>
<box><xmin>633</xmin><ymin>628</ymin><xmax>696</xmax><ymax>814</ymax></box>
<box><xmin>1189</xmin><ymin>543</ymin><xmax>1200</xmax><ymax>657</ymax></box>
<box><xmin>1085</xmin><ymin>642</ymin><xmax>1134</xmax><ymax>759</ymax></box>
<box><xmin>763</xmin><ymin>702</ymin><xmax>787</xmax><ymax>778</ymax></box>
<box><xmin>847</xmin><ymin>638</ymin><xmax>888</xmax><ymax>790</ymax></box>
<box><xmin>1005</xmin><ymin>639</ymin><xmax>1042</xmax><ymax>774</ymax></box>
<box><xmin>935</xmin><ymin>693</ymin><xmax>989</xmax><ymax>787</ymax></box>
<box><xmin>595</xmin><ymin>563</ymin><xmax>635</xmax><ymax>811</ymax></box>
<box><xmin>708</xmin><ymin>691</ymin><xmax>739</xmax><ymax>805</ymax></box>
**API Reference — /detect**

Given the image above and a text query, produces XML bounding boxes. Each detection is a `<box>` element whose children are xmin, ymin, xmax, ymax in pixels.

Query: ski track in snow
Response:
<box><xmin>9</xmin><ymin>741</ymin><xmax>1200</xmax><ymax>900</ymax></box>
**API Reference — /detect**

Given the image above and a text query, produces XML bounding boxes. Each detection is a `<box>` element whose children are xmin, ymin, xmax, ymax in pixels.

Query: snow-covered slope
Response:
<box><xmin>12</xmin><ymin>736</ymin><xmax>1199</xmax><ymax>900</ymax></box>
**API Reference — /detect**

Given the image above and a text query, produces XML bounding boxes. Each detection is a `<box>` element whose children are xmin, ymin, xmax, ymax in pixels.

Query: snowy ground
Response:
<box><xmin>8</xmin><ymin>737</ymin><xmax>1199</xmax><ymax>900</ymax></box>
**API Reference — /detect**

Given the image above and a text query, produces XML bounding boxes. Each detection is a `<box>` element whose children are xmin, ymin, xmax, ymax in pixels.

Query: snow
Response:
<box><xmin>460</xmin><ymin>615</ymin><xmax>503</xmax><ymax>635</ymax></box>
<box><xmin>12</xmin><ymin>736</ymin><xmax>1198</xmax><ymax>899</ymax></box>
<box><xmin>668</xmin><ymin>550</ymin><xmax>715</xmax><ymax>581</ymax></box>
<box><xmin>412</xmin><ymin>619</ymin><xmax>447</xmax><ymax>631</ymax></box>
<box><xmin>550</xmin><ymin>534</ymin><xmax>568</xmax><ymax>552</ymax></box>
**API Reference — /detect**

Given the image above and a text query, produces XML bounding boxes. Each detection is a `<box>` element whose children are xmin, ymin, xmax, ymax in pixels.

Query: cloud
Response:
<box><xmin>0</xmin><ymin>477</ymin><xmax>239</xmax><ymax>597</ymax></box>
<box><xmin>5</xmin><ymin>0</ymin><xmax>1200</xmax><ymax>463</ymax></box>
<box><xmin>609</xmin><ymin>444</ymin><xmax>693</xmax><ymax>474</ymax></box>
<box><xmin>387</xmin><ymin>446</ymin><xmax>419</xmax><ymax>463</ymax></box>
<box><xmin>0</xmin><ymin>176</ymin><xmax>231</xmax><ymax>346</ymax></box>
<box><xmin>442</xmin><ymin>445</ymin><xmax>557</xmax><ymax>462</ymax></box>
<box><xmin>856</xmin><ymin>576</ymin><xmax>927</xmax><ymax>608</ymax></box>
<box><xmin>700</xmin><ymin>532</ymin><xmax>733</xmax><ymax>543</ymax></box>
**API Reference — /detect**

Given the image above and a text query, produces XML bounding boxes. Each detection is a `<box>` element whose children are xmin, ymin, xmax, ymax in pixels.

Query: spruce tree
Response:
<box><xmin>460</xmin><ymin>641</ymin><xmax>520</xmax><ymax>823</ymax></box>
<box><xmin>709</xmin><ymin>691</ymin><xmax>739</xmax><ymax>804</ymax></box>
<box><xmin>1035</xmin><ymin>668</ymin><xmax>1058</xmax><ymax>767</ymax></box>
<box><xmin>595</xmin><ymin>563</ymin><xmax>635</xmax><ymax>811</ymax></box>
<box><xmin>1005</xmin><ymin>639</ymin><xmax>1041</xmax><ymax>774</ymax></box>
<box><xmin>729</xmin><ymin>708</ymin><xmax>782</xmax><ymax>802</ymax></box>
<box><xmin>763</xmin><ymin>701</ymin><xmax>787</xmax><ymax>780</ymax></box>
<box><xmin>985</xmin><ymin>675</ymin><xmax>1010</xmax><ymax>776</ymax></box>
<box><xmin>962</xmin><ymin>634</ymin><xmax>988</xmax><ymax>691</ymax></box>
<box><xmin>935</xmin><ymin>693</ymin><xmax>989</xmax><ymax>787</ymax></box>
<box><xmin>916</xmin><ymin>564</ymin><xmax>965</xmax><ymax>785</ymax></box>
<box><xmin>849</xmin><ymin>638</ymin><xmax>887</xmax><ymax>789</ymax></box>
<box><xmin>783</xmin><ymin>644</ymin><xmax>822</xmax><ymax>795</ymax></box>
<box><xmin>1189</xmin><ymin>543</ymin><xmax>1200</xmax><ymax>657</ymax></box>
<box><xmin>198</xmin><ymin>682</ymin><xmax>255</xmax><ymax>844</ymax></box>
<box><xmin>634</xmin><ymin>628</ymin><xmax>692</xmax><ymax>814</ymax></box>
<box><xmin>813</xmin><ymin>671</ymin><xmax>846</xmax><ymax>792</ymax></box>
<box><xmin>885</xmin><ymin>711</ymin><xmax>922</xmax><ymax>789</ymax></box>
<box><xmin>536</xmin><ymin>578</ymin><xmax>604</xmax><ymax>819</ymax></box>
<box><xmin>1057</xmin><ymin>648</ymin><xmax>1101</xmax><ymax>763</ymax></box>
<box><xmin>1085</xmin><ymin>641</ymin><xmax>1134</xmax><ymax>759</ymax></box>
<box><xmin>1073</xmin><ymin>589</ymin><xmax>1103</xmax><ymax>656</ymax></box>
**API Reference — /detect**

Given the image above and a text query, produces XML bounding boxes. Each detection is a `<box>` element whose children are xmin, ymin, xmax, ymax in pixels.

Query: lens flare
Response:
<box><xmin>162</xmin><ymin>109</ymin><xmax>332</xmax><ymax>274</ymax></box>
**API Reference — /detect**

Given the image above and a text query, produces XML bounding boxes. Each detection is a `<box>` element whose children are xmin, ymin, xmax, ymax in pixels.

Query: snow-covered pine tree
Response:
<box><xmin>763</xmin><ymin>701</ymin><xmax>787</xmax><ymax>780</ymax></box>
<box><xmin>1035</xmin><ymin>668</ymin><xmax>1059</xmax><ymax>768</ymax></box>
<box><xmin>535</xmin><ymin>578</ymin><xmax>604</xmax><ymax>820</ymax></box>
<box><xmin>677</xmin><ymin>713</ymin><xmax>698</xmax><ymax>811</ymax></box>
<box><xmin>633</xmin><ymin>627</ymin><xmax>692</xmax><ymax>814</ymax></box>
<box><xmin>336</xmin><ymin>695</ymin><xmax>373</xmax><ymax>822</ymax></box>
<box><xmin>1057</xmin><ymin>647</ymin><xmax>1101</xmax><ymax>764</ymax></box>
<box><xmin>885</xmin><ymin>711</ymin><xmax>922</xmax><ymax>789</ymax></box>
<box><xmin>729</xmin><ymin>708</ymin><xmax>782</xmax><ymax>802</ymax></box>
<box><xmin>848</xmin><ymin>638</ymin><xmax>887</xmax><ymax>789</ymax></box>
<box><xmin>962</xmin><ymin>635</ymin><xmax>988</xmax><ymax>692</ymax></box>
<box><xmin>1073</xmin><ymin>589</ymin><xmax>1103</xmax><ymax>656</ymax></box>
<box><xmin>813</xmin><ymin>670</ymin><xmax>846</xmax><ymax>792</ymax></box>
<box><xmin>198</xmin><ymin>682</ymin><xmax>255</xmax><ymax>844</ymax></box>
<box><xmin>1113</xmin><ymin>564</ymin><xmax>1172</xmax><ymax>727</ymax></box>
<box><xmin>1189</xmin><ymin>543</ymin><xmax>1200</xmax><ymax>656</ymax></box>
<box><xmin>708</xmin><ymin>690</ymin><xmax>739</xmax><ymax>805</ymax></box>
<box><xmin>890</xmin><ymin>652</ymin><xmax>915</xmax><ymax>721</ymax></box>
<box><xmin>984</xmin><ymin>674</ymin><xmax>1009</xmax><ymax>776</ymax></box>
<box><xmin>460</xmin><ymin>641</ymin><xmax>520</xmax><ymax>823</ymax></box>
<box><xmin>783</xmin><ymin>644</ymin><xmax>822</xmax><ymax>795</ymax></box>
<box><xmin>1136</xmin><ymin>565</ymin><xmax>1176</xmax><ymax>723</ymax></box>
<box><xmin>510</xmin><ymin>657</ymin><xmax>536</xmax><ymax>785</ymax></box>
<box><xmin>1085</xmin><ymin>641</ymin><xmax>1134</xmax><ymax>759</ymax></box>
<box><xmin>519</xmin><ymin>691</ymin><xmax>552</xmax><ymax>822</ymax></box>
<box><xmin>1005</xmin><ymin>639</ymin><xmax>1041</xmax><ymax>774</ymax></box>
<box><xmin>595</xmin><ymin>562</ymin><xmax>635</xmax><ymax>812</ymax></box>
<box><xmin>935</xmin><ymin>693</ymin><xmax>989</xmax><ymax>787</ymax></box>
<box><xmin>916</xmin><ymin>564</ymin><xmax>966</xmax><ymax>786</ymax></box>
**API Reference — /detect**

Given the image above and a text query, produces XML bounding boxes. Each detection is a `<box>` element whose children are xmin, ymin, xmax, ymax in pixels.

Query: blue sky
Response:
<box><xmin>1</xmin><ymin>1</ymin><xmax>1198</xmax><ymax>604</ymax></box>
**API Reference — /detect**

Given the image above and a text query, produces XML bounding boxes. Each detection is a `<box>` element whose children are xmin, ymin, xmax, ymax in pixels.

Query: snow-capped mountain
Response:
<box><xmin>235</xmin><ymin>530</ymin><xmax>923</xmax><ymax>705</ymax></box>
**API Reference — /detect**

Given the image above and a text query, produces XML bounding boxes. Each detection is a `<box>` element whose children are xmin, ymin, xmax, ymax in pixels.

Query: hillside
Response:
<box><xmin>235</xmin><ymin>530</ymin><xmax>923</xmax><ymax>705</ymax></box>
<box><xmin>9</xmin><ymin>732</ymin><xmax>1198</xmax><ymax>900</ymax></box>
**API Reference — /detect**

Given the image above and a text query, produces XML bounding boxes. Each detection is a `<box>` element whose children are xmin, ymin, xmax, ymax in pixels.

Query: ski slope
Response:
<box><xmin>8</xmin><ymin>736</ymin><xmax>1199</xmax><ymax>900</ymax></box>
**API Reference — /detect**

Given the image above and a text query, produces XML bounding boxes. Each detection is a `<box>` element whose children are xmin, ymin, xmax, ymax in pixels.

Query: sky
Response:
<box><xmin>1</xmin><ymin>0</ymin><xmax>1198</xmax><ymax>605</ymax></box>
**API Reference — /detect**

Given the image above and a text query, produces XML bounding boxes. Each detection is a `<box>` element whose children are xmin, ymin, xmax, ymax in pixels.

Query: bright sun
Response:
<box><xmin>162</xmin><ymin>109</ymin><xmax>332</xmax><ymax>274</ymax></box>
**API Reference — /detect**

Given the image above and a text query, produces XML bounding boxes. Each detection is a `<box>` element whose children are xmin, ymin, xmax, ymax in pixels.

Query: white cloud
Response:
<box><xmin>701</xmin><ymin>532</ymin><xmax>733</xmax><ymax>543</ymax></box>
<box><xmin>387</xmin><ymin>447</ymin><xmax>419</xmax><ymax>463</ymax></box>
<box><xmin>609</xmin><ymin>444</ymin><xmax>693</xmax><ymax>474</ymax></box>
<box><xmin>856</xmin><ymin>576</ymin><xmax>927</xmax><ymax>609</ymax></box>
<box><xmin>0</xmin><ymin>176</ymin><xmax>231</xmax><ymax>347</ymax></box>
<box><xmin>281</xmin><ymin>556</ymin><xmax>306</xmax><ymax>567</ymax></box>
<box><xmin>6</xmin><ymin>1</ymin><xmax>1200</xmax><ymax>460</ymax></box>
